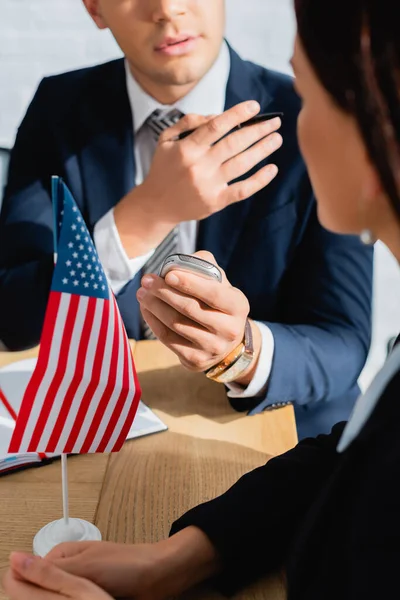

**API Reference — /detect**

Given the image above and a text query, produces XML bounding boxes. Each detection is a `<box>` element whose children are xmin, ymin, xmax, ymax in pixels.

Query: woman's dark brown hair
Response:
<box><xmin>294</xmin><ymin>0</ymin><xmax>400</xmax><ymax>219</ymax></box>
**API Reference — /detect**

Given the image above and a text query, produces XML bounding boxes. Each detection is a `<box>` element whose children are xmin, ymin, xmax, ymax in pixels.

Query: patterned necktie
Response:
<box><xmin>141</xmin><ymin>108</ymin><xmax>184</xmax><ymax>339</ymax></box>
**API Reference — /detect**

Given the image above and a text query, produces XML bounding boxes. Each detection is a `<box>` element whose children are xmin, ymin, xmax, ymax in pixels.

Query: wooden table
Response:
<box><xmin>0</xmin><ymin>341</ymin><xmax>297</xmax><ymax>599</ymax></box>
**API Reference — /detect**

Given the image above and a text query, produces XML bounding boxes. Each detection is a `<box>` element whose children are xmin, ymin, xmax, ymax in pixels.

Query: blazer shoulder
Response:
<box><xmin>30</xmin><ymin>59</ymin><xmax>125</xmax><ymax>118</ymax></box>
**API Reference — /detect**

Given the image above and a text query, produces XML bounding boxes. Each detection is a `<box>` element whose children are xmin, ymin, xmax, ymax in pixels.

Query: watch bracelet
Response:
<box><xmin>204</xmin><ymin>319</ymin><xmax>253</xmax><ymax>382</ymax></box>
<box><xmin>211</xmin><ymin>353</ymin><xmax>250</xmax><ymax>383</ymax></box>
<box><xmin>204</xmin><ymin>340</ymin><xmax>245</xmax><ymax>380</ymax></box>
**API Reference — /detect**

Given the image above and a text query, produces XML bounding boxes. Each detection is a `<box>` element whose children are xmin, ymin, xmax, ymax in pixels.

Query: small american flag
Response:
<box><xmin>8</xmin><ymin>177</ymin><xmax>141</xmax><ymax>454</ymax></box>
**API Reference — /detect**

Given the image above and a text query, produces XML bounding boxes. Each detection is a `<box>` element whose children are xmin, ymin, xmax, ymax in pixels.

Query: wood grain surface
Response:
<box><xmin>0</xmin><ymin>340</ymin><xmax>295</xmax><ymax>599</ymax></box>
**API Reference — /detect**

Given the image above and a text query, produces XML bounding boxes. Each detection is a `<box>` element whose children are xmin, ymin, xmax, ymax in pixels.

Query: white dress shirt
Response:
<box><xmin>94</xmin><ymin>41</ymin><xmax>274</xmax><ymax>399</ymax></box>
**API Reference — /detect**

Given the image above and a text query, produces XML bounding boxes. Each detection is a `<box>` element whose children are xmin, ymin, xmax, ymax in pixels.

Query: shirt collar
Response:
<box><xmin>125</xmin><ymin>41</ymin><xmax>231</xmax><ymax>133</ymax></box>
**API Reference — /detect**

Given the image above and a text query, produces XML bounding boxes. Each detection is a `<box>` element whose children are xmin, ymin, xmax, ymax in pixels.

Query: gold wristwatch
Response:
<box><xmin>205</xmin><ymin>319</ymin><xmax>254</xmax><ymax>384</ymax></box>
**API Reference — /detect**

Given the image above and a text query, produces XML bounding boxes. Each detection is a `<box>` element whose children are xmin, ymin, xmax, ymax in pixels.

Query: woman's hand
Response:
<box><xmin>46</xmin><ymin>540</ymin><xmax>167</xmax><ymax>600</ymax></box>
<box><xmin>2</xmin><ymin>552</ymin><xmax>112</xmax><ymax>600</ymax></box>
<box><xmin>46</xmin><ymin>528</ymin><xmax>220</xmax><ymax>600</ymax></box>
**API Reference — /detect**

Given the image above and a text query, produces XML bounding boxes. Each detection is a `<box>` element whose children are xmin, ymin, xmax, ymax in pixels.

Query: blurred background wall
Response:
<box><xmin>1</xmin><ymin>0</ymin><xmax>399</xmax><ymax>385</ymax></box>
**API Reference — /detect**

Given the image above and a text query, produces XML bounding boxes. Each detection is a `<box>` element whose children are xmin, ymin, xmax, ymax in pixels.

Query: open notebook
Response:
<box><xmin>0</xmin><ymin>358</ymin><xmax>167</xmax><ymax>475</ymax></box>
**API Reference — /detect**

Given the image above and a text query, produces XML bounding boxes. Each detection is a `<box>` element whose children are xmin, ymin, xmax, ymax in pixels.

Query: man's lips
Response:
<box><xmin>155</xmin><ymin>35</ymin><xmax>199</xmax><ymax>55</ymax></box>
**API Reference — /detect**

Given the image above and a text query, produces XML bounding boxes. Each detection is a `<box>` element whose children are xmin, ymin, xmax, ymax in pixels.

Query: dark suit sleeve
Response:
<box><xmin>170</xmin><ymin>422</ymin><xmax>345</xmax><ymax>595</ymax></box>
<box><xmin>0</xmin><ymin>79</ymin><xmax>56</xmax><ymax>350</ymax></box>
<box><xmin>232</xmin><ymin>187</ymin><xmax>373</xmax><ymax>412</ymax></box>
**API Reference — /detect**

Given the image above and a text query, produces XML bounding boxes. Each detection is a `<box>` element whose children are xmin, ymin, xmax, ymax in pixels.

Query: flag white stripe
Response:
<box><xmin>19</xmin><ymin>294</ymin><xmax>70</xmax><ymax>451</ymax></box>
<box><xmin>71</xmin><ymin>295</ymin><xmax>116</xmax><ymax>453</ymax></box>
<box><xmin>54</xmin><ymin>299</ymin><xmax>105</xmax><ymax>451</ymax></box>
<box><xmin>88</xmin><ymin>300</ymin><xmax>126</xmax><ymax>452</ymax></box>
<box><xmin>103</xmin><ymin>326</ymin><xmax>136</xmax><ymax>452</ymax></box>
<box><xmin>37</xmin><ymin>296</ymin><xmax>89</xmax><ymax>450</ymax></box>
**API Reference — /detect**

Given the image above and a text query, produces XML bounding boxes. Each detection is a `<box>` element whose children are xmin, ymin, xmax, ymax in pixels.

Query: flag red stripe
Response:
<box><xmin>97</xmin><ymin>313</ymin><xmax>130</xmax><ymax>452</ymax></box>
<box><xmin>111</xmin><ymin>338</ymin><xmax>141</xmax><ymax>451</ymax></box>
<box><xmin>63</xmin><ymin>300</ymin><xmax>110</xmax><ymax>453</ymax></box>
<box><xmin>27</xmin><ymin>294</ymin><xmax>80</xmax><ymax>452</ymax></box>
<box><xmin>80</xmin><ymin>302</ymin><xmax>121</xmax><ymax>453</ymax></box>
<box><xmin>45</xmin><ymin>296</ymin><xmax>98</xmax><ymax>452</ymax></box>
<box><xmin>0</xmin><ymin>388</ymin><xmax>17</xmax><ymax>421</ymax></box>
<box><xmin>1</xmin><ymin>388</ymin><xmax>47</xmax><ymax>459</ymax></box>
<box><xmin>8</xmin><ymin>291</ymin><xmax>62</xmax><ymax>452</ymax></box>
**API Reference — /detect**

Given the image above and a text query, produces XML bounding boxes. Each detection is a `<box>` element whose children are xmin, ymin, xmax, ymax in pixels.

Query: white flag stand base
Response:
<box><xmin>33</xmin><ymin>518</ymin><xmax>102</xmax><ymax>557</ymax></box>
<box><xmin>33</xmin><ymin>455</ymin><xmax>102</xmax><ymax>557</ymax></box>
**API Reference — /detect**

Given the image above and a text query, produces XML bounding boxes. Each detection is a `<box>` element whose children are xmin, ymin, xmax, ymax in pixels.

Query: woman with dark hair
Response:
<box><xmin>4</xmin><ymin>1</ymin><xmax>400</xmax><ymax>598</ymax></box>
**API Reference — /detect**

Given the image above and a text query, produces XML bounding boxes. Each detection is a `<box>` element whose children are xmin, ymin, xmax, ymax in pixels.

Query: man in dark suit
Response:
<box><xmin>0</xmin><ymin>0</ymin><xmax>373</xmax><ymax>439</ymax></box>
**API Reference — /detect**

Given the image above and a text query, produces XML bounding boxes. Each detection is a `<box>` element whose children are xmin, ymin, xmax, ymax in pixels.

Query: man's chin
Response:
<box><xmin>152</xmin><ymin>58</ymin><xmax>208</xmax><ymax>87</ymax></box>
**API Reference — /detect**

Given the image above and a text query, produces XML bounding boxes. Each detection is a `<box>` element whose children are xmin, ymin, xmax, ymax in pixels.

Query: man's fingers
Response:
<box><xmin>222</xmin><ymin>132</ymin><xmax>283</xmax><ymax>182</ymax></box>
<box><xmin>139</xmin><ymin>277</ymin><xmax>244</xmax><ymax>340</ymax></box>
<box><xmin>139</xmin><ymin>292</ymin><xmax>213</xmax><ymax>344</ymax></box>
<box><xmin>188</xmin><ymin>101</ymin><xmax>260</xmax><ymax>147</ymax></box>
<box><xmin>140</xmin><ymin>308</ymin><xmax>216</xmax><ymax>372</ymax></box>
<box><xmin>188</xmin><ymin>250</ymin><xmax>228</xmax><ymax>284</ymax></box>
<box><xmin>212</xmin><ymin>116</ymin><xmax>282</xmax><ymax>164</ymax></box>
<box><xmin>163</xmin><ymin>271</ymin><xmax>245</xmax><ymax>315</ymax></box>
<box><xmin>192</xmin><ymin>250</ymin><xmax>217</xmax><ymax>264</ymax></box>
<box><xmin>166</xmin><ymin>250</ymin><xmax>229</xmax><ymax>285</ymax></box>
<box><xmin>159</xmin><ymin>114</ymin><xmax>215</xmax><ymax>143</ymax></box>
<box><xmin>140</xmin><ymin>307</ymin><xmax>189</xmax><ymax>349</ymax></box>
<box><xmin>224</xmin><ymin>163</ymin><xmax>279</xmax><ymax>205</ymax></box>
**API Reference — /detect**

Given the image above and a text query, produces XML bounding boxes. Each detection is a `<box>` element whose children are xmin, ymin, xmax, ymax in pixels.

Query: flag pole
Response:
<box><xmin>61</xmin><ymin>454</ymin><xmax>69</xmax><ymax>526</ymax></box>
<box><xmin>51</xmin><ymin>177</ymin><xmax>70</xmax><ymax>529</ymax></box>
<box><xmin>28</xmin><ymin>177</ymin><xmax>102</xmax><ymax>557</ymax></box>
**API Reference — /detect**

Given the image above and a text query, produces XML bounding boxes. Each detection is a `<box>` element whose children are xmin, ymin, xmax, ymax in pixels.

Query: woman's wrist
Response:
<box><xmin>151</xmin><ymin>527</ymin><xmax>221</xmax><ymax>599</ymax></box>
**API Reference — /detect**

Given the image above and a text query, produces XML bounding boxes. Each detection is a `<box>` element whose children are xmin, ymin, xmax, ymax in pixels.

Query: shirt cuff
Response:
<box><xmin>226</xmin><ymin>321</ymin><xmax>274</xmax><ymax>399</ymax></box>
<box><xmin>93</xmin><ymin>209</ymin><xmax>155</xmax><ymax>295</ymax></box>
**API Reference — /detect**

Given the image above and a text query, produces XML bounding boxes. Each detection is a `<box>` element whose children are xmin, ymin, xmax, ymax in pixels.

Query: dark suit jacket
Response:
<box><xmin>171</xmin><ymin>362</ymin><xmax>400</xmax><ymax>599</ymax></box>
<box><xmin>0</xmin><ymin>46</ymin><xmax>373</xmax><ymax>439</ymax></box>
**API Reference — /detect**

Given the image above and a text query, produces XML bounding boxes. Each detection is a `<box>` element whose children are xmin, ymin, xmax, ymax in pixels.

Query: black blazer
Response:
<box><xmin>0</xmin><ymin>45</ymin><xmax>373</xmax><ymax>439</ymax></box>
<box><xmin>171</xmin><ymin>356</ymin><xmax>400</xmax><ymax>599</ymax></box>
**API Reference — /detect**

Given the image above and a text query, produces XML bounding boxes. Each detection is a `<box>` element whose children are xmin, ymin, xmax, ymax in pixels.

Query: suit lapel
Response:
<box><xmin>197</xmin><ymin>45</ymin><xmax>273</xmax><ymax>270</ymax></box>
<box><xmin>78</xmin><ymin>59</ymin><xmax>135</xmax><ymax>229</ymax></box>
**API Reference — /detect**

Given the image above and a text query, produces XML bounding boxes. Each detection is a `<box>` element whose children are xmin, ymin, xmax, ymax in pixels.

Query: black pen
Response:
<box><xmin>177</xmin><ymin>111</ymin><xmax>283</xmax><ymax>140</ymax></box>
